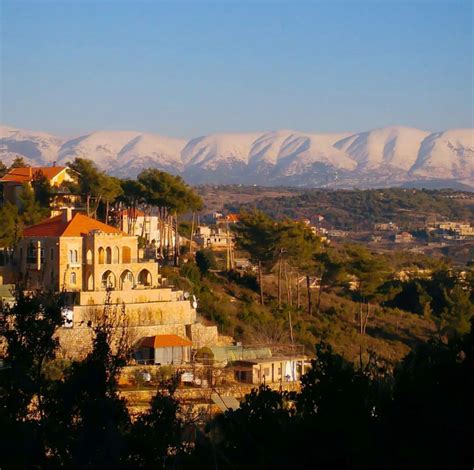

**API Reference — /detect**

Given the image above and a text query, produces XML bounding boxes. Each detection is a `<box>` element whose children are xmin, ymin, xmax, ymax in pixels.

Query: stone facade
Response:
<box><xmin>13</xmin><ymin>210</ymin><xmax>225</xmax><ymax>358</ymax></box>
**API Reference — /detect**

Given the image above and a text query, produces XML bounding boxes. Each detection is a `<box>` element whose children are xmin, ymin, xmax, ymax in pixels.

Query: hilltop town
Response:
<box><xmin>0</xmin><ymin>158</ymin><xmax>472</xmax><ymax>467</ymax></box>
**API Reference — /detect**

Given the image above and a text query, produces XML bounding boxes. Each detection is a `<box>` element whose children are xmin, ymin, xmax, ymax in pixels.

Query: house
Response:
<box><xmin>16</xmin><ymin>207</ymin><xmax>159</xmax><ymax>293</ymax></box>
<box><xmin>374</xmin><ymin>222</ymin><xmax>399</xmax><ymax>231</ymax></box>
<box><xmin>118</xmin><ymin>208</ymin><xmax>178</xmax><ymax>249</ymax></box>
<box><xmin>0</xmin><ymin>165</ymin><xmax>79</xmax><ymax>207</ymax></box>
<box><xmin>194</xmin><ymin>226</ymin><xmax>235</xmax><ymax>251</ymax></box>
<box><xmin>327</xmin><ymin>229</ymin><xmax>349</xmax><ymax>238</ymax></box>
<box><xmin>215</xmin><ymin>213</ymin><xmax>240</xmax><ymax>225</ymax></box>
<box><xmin>233</xmin><ymin>356</ymin><xmax>307</xmax><ymax>384</ymax></box>
<box><xmin>134</xmin><ymin>334</ymin><xmax>192</xmax><ymax>365</ymax></box>
<box><xmin>435</xmin><ymin>222</ymin><xmax>474</xmax><ymax>237</ymax></box>
<box><xmin>394</xmin><ymin>232</ymin><xmax>414</xmax><ymax>243</ymax></box>
<box><xmin>10</xmin><ymin>208</ymin><xmax>220</xmax><ymax>357</ymax></box>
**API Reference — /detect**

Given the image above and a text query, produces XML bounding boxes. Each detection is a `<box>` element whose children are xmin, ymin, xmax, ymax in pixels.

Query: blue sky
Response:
<box><xmin>1</xmin><ymin>0</ymin><xmax>472</xmax><ymax>137</ymax></box>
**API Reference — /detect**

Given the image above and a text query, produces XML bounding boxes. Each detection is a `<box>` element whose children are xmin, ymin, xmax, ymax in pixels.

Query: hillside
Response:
<box><xmin>224</xmin><ymin>188</ymin><xmax>473</xmax><ymax>230</ymax></box>
<box><xmin>163</xmin><ymin>261</ymin><xmax>436</xmax><ymax>366</ymax></box>
<box><xmin>1</xmin><ymin>124</ymin><xmax>473</xmax><ymax>188</ymax></box>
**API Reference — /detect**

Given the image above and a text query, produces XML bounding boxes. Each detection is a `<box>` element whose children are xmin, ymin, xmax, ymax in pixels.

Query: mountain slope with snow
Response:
<box><xmin>0</xmin><ymin>125</ymin><xmax>64</xmax><ymax>165</ymax></box>
<box><xmin>1</xmin><ymin>124</ymin><xmax>472</xmax><ymax>188</ymax></box>
<box><xmin>335</xmin><ymin>126</ymin><xmax>430</xmax><ymax>171</ymax></box>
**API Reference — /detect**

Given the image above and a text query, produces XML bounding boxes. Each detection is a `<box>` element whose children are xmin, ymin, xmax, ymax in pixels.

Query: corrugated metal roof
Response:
<box><xmin>196</xmin><ymin>346</ymin><xmax>272</xmax><ymax>363</ymax></box>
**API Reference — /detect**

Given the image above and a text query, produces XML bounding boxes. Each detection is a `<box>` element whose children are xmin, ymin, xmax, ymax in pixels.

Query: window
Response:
<box><xmin>106</xmin><ymin>247</ymin><xmax>112</xmax><ymax>264</ymax></box>
<box><xmin>50</xmin><ymin>248</ymin><xmax>54</xmax><ymax>261</ymax></box>
<box><xmin>69</xmin><ymin>250</ymin><xmax>78</xmax><ymax>263</ymax></box>
<box><xmin>70</xmin><ymin>272</ymin><xmax>76</xmax><ymax>285</ymax></box>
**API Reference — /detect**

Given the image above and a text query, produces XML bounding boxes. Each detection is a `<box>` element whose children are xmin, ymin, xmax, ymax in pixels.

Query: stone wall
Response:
<box><xmin>78</xmin><ymin>287</ymin><xmax>181</xmax><ymax>305</ymax></box>
<box><xmin>72</xmin><ymin>299</ymin><xmax>197</xmax><ymax>326</ymax></box>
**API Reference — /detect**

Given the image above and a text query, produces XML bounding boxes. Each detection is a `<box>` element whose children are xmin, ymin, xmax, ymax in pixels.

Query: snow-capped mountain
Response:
<box><xmin>0</xmin><ymin>126</ymin><xmax>64</xmax><ymax>166</ymax></box>
<box><xmin>1</xmin><ymin>125</ymin><xmax>472</xmax><ymax>188</ymax></box>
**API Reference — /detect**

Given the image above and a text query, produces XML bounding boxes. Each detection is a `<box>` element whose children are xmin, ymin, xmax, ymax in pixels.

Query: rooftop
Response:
<box><xmin>23</xmin><ymin>213</ymin><xmax>125</xmax><ymax>237</ymax></box>
<box><xmin>233</xmin><ymin>355</ymin><xmax>307</xmax><ymax>365</ymax></box>
<box><xmin>140</xmin><ymin>334</ymin><xmax>192</xmax><ymax>348</ymax></box>
<box><xmin>0</xmin><ymin>166</ymin><xmax>68</xmax><ymax>184</ymax></box>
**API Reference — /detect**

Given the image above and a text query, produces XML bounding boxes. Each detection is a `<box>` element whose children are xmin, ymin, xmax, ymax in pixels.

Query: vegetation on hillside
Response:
<box><xmin>225</xmin><ymin>188</ymin><xmax>472</xmax><ymax>229</ymax></box>
<box><xmin>1</xmin><ymin>289</ymin><xmax>472</xmax><ymax>468</ymax></box>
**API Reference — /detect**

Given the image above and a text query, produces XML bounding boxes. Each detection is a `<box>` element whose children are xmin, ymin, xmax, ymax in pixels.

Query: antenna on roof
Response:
<box><xmin>52</xmin><ymin>161</ymin><xmax>57</xmax><ymax>167</ymax></box>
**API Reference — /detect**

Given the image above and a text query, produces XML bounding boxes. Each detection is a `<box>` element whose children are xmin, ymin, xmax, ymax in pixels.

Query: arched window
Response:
<box><xmin>106</xmin><ymin>247</ymin><xmax>112</xmax><ymax>264</ymax></box>
<box><xmin>120</xmin><ymin>270</ymin><xmax>134</xmax><ymax>289</ymax></box>
<box><xmin>101</xmin><ymin>270</ymin><xmax>116</xmax><ymax>289</ymax></box>
<box><xmin>138</xmin><ymin>269</ymin><xmax>152</xmax><ymax>287</ymax></box>
<box><xmin>86</xmin><ymin>249</ymin><xmax>93</xmax><ymax>264</ymax></box>
<box><xmin>70</xmin><ymin>272</ymin><xmax>76</xmax><ymax>285</ymax></box>
<box><xmin>98</xmin><ymin>247</ymin><xmax>105</xmax><ymax>264</ymax></box>
<box><xmin>122</xmin><ymin>246</ymin><xmax>131</xmax><ymax>263</ymax></box>
<box><xmin>68</xmin><ymin>250</ymin><xmax>78</xmax><ymax>263</ymax></box>
<box><xmin>87</xmin><ymin>274</ymin><xmax>94</xmax><ymax>291</ymax></box>
<box><xmin>113</xmin><ymin>246</ymin><xmax>120</xmax><ymax>264</ymax></box>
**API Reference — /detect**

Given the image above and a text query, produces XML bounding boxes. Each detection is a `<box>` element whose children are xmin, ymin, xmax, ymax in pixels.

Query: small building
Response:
<box><xmin>194</xmin><ymin>226</ymin><xmax>235</xmax><ymax>251</ymax></box>
<box><xmin>233</xmin><ymin>356</ymin><xmax>307</xmax><ymax>384</ymax></box>
<box><xmin>327</xmin><ymin>229</ymin><xmax>349</xmax><ymax>238</ymax></box>
<box><xmin>374</xmin><ymin>222</ymin><xmax>399</xmax><ymax>231</ymax></box>
<box><xmin>215</xmin><ymin>213</ymin><xmax>240</xmax><ymax>225</ymax></box>
<box><xmin>134</xmin><ymin>334</ymin><xmax>192</xmax><ymax>365</ymax></box>
<box><xmin>394</xmin><ymin>231</ymin><xmax>414</xmax><ymax>243</ymax></box>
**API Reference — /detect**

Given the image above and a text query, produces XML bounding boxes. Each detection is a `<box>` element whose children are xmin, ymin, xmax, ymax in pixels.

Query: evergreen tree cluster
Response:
<box><xmin>0</xmin><ymin>290</ymin><xmax>472</xmax><ymax>469</ymax></box>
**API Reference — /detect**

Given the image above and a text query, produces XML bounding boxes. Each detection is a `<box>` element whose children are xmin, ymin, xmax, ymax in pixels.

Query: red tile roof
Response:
<box><xmin>118</xmin><ymin>208</ymin><xmax>145</xmax><ymax>217</ymax></box>
<box><xmin>23</xmin><ymin>213</ymin><xmax>125</xmax><ymax>238</ymax></box>
<box><xmin>226</xmin><ymin>214</ymin><xmax>240</xmax><ymax>222</ymax></box>
<box><xmin>0</xmin><ymin>166</ymin><xmax>67</xmax><ymax>184</ymax></box>
<box><xmin>140</xmin><ymin>334</ymin><xmax>192</xmax><ymax>348</ymax></box>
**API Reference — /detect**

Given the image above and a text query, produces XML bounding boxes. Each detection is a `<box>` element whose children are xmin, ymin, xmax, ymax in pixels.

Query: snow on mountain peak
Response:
<box><xmin>1</xmin><ymin>124</ymin><xmax>472</xmax><ymax>188</ymax></box>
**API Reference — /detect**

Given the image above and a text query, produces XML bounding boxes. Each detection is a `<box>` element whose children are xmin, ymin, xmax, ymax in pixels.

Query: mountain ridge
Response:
<box><xmin>1</xmin><ymin>125</ymin><xmax>472</xmax><ymax>189</ymax></box>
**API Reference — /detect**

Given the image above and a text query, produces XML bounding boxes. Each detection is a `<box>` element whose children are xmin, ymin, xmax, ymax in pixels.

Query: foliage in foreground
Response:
<box><xmin>0</xmin><ymin>290</ymin><xmax>473</xmax><ymax>469</ymax></box>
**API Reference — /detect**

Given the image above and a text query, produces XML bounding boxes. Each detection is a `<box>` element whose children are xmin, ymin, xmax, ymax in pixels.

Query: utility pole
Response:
<box><xmin>306</xmin><ymin>275</ymin><xmax>312</xmax><ymax>315</ymax></box>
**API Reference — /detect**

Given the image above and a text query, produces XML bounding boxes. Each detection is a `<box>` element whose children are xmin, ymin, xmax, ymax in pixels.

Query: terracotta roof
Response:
<box><xmin>23</xmin><ymin>213</ymin><xmax>125</xmax><ymax>237</ymax></box>
<box><xmin>0</xmin><ymin>166</ymin><xmax>67</xmax><ymax>184</ymax></box>
<box><xmin>226</xmin><ymin>214</ymin><xmax>240</xmax><ymax>222</ymax></box>
<box><xmin>140</xmin><ymin>334</ymin><xmax>192</xmax><ymax>349</ymax></box>
<box><xmin>119</xmin><ymin>208</ymin><xmax>145</xmax><ymax>217</ymax></box>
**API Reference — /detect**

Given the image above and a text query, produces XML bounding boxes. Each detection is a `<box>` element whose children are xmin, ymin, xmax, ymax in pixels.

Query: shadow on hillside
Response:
<box><xmin>365</xmin><ymin>325</ymin><xmax>428</xmax><ymax>350</ymax></box>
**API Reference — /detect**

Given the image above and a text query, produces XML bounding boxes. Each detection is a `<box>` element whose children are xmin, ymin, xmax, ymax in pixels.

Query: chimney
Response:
<box><xmin>61</xmin><ymin>207</ymin><xmax>73</xmax><ymax>223</ymax></box>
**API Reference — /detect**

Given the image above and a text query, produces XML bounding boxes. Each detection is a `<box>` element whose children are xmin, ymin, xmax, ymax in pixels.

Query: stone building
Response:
<box><xmin>194</xmin><ymin>226</ymin><xmax>235</xmax><ymax>251</ymax></box>
<box><xmin>13</xmin><ymin>209</ymin><xmax>220</xmax><ymax>357</ymax></box>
